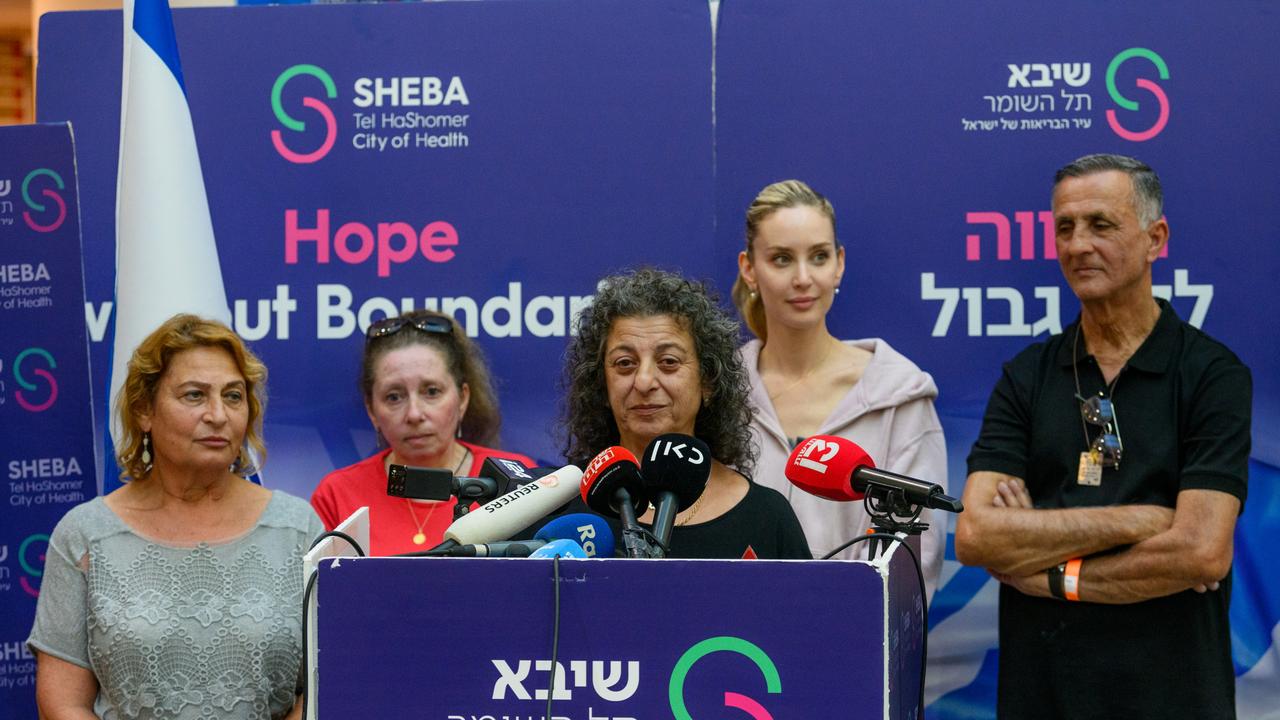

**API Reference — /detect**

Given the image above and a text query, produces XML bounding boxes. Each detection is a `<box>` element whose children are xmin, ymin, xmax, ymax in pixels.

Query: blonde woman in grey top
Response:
<box><xmin>734</xmin><ymin>181</ymin><xmax>948</xmax><ymax>599</ymax></box>
<box><xmin>27</xmin><ymin>315</ymin><xmax>322</xmax><ymax>719</ymax></box>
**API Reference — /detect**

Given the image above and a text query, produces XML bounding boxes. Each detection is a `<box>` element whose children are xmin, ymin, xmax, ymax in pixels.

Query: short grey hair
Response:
<box><xmin>1054</xmin><ymin>153</ymin><xmax>1163</xmax><ymax>227</ymax></box>
<box><xmin>560</xmin><ymin>268</ymin><xmax>756</xmax><ymax>476</ymax></box>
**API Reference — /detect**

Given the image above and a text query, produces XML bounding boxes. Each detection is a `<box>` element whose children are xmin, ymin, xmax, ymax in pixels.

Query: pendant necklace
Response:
<box><xmin>406</xmin><ymin>445</ymin><xmax>471</xmax><ymax>545</ymax></box>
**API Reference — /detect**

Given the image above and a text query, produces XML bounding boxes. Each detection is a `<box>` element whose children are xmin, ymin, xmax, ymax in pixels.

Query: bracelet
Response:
<box><xmin>1063</xmin><ymin>558</ymin><xmax>1083</xmax><ymax>601</ymax></box>
<box><xmin>1048</xmin><ymin>562</ymin><xmax>1067</xmax><ymax>600</ymax></box>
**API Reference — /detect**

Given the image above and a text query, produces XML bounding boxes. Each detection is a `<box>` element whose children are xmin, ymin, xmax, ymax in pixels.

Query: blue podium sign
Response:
<box><xmin>315</xmin><ymin>554</ymin><xmax>921</xmax><ymax>719</ymax></box>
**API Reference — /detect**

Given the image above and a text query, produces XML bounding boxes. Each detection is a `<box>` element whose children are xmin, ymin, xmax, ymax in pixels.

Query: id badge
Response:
<box><xmin>1077</xmin><ymin>451</ymin><xmax>1103</xmax><ymax>486</ymax></box>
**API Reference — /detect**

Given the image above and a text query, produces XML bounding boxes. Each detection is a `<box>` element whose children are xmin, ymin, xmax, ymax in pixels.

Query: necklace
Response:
<box><xmin>404</xmin><ymin>445</ymin><xmax>471</xmax><ymax>545</ymax></box>
<box><xmin>674</xmin><ymin>491</ymin><xmax>707</xmax><ymax>527</ymax></box>
<box><xmin>765</xmin><ymin>338</ymin><xmax>836</xmax><ymax>403</ymax></box>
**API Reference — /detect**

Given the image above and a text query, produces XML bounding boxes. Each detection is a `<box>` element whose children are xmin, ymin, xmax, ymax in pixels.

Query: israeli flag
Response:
<box><xmin>106</xmin><ymin>0</ymin><xmax>231</xmax><ymax>488</ymax></box>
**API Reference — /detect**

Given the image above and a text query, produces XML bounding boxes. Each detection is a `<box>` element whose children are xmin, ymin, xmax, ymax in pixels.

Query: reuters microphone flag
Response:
<box><xmin>107</xmin><ymin>0</ymin><xmax>233</xmax><ymax>487</ymax></box>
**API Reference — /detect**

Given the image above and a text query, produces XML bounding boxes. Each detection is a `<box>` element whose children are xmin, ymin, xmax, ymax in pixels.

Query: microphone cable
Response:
<box><xmin>544</xmin><ymin>555</ymin><xmax>563</xmax><ymax>720</ymax></box>
<box><xmin>823</xmin><ymin>532</ymin><xmax>927</xmax><ymax>720</ymax></box>
<box><xmin>301</xmin><ymin>530</ymin><xmax>366</xmax><ymax>720</ymax></box>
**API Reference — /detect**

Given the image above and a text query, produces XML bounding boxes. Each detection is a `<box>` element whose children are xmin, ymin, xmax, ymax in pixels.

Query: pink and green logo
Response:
<box><xmin>21</xmin><ymin>168</ymin><xmax>67</xmax><ymax>233</ymax></box>
<box><xmin>12</xmin><ymin>347</ymin><xmax>58</xmax><ymax>412</ymax></box>
<box><xmin>19</xmin><ymin>533</ymin><xmax>50</xmax><ymax>597</ymax></box>
<box><xmin>1106</xmin><ymin>48</ymin><xmax>1169</xmax><ymax>142</ymax></box>
<box><xmin>271</xmin><ymin>64</ymin><xmax>338</xmax><ymax>164</ymax></box>
<box><xmin>669</xmin><ymin>636</ymin><xmax>781</xmax><ymax>720</ymax></box>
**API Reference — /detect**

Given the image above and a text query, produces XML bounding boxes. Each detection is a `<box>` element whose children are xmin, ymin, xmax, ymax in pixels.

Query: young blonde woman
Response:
<box><xmin>733</xmin><ymin>180</ymin><xmax>947</xmax><ymax>598</ymax></box>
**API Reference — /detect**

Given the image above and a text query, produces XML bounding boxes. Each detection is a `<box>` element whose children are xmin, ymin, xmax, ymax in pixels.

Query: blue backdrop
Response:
<box><xmin>13</xmin><ymin>1</ymin><xmax>1278</xmax><ymax>718</ymax></box>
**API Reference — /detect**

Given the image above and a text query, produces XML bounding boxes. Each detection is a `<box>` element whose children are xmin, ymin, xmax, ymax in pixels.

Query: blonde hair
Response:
<box><xmin>116</xmin><ymin>314</ymin><xmax>267</xmax><ymax>481</ymax></box>
<box><xmin>731</xmin><ymin>180</ymin><xmax>838</xmax><ymax>343</ymax></box>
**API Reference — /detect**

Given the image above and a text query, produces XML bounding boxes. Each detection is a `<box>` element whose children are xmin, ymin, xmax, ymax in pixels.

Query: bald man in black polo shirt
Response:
<box><xmin>955</xmin><ymin>154</ymin><xmax>1251</xmax><ymax>720</ymax></box>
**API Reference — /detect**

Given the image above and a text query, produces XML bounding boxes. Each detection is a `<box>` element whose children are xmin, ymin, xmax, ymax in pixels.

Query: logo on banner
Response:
<box><xmin>10</xmin><ymin>348</ymin><xmax>58</xmax><ymax>412</ymax></box>
<box><xmin>271</xmin><ymin>64</ymin><xmax>338</xmax><ymax>164</ymax></box>
<box><xmin>19</xmin><ymin>534</ymin><xmax>49</xmax><ymax>598</ymax></box>
<box><xmin>1105</xmin><ymin>48</ymin><xmax>1170</xmax><ymax>142</ymax></box>
<box><xmin>669</xmin><ymin>636</ymin><xmax>781</xmax><ymax>720</ymax></box>
<box><xmin>20</xmin><ymin>169</ymin><xmax>67</xmax><ymax>233</ymax></box>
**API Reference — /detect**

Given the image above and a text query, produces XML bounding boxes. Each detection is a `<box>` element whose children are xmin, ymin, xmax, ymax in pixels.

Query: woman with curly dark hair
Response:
<box><xmin>561</xmin><ymin>268</ymin><xmax>810</xmax><ymax>559</ymax></box>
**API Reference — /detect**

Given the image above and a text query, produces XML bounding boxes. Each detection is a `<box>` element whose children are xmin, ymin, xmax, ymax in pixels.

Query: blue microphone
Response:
<box><xmin>528</xmin><ymin>539</ymin><xmax>588</xmax><ymax>559</ymax></box>
<box><xmin>534</xmin><ymin>513</ymin><xmax>616</xmax><ymax>558</ymax></box>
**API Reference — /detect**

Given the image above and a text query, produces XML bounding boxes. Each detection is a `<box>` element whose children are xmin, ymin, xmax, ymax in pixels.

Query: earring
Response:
<box><xmin>140</xmin><ymin>433</ymin><xmax>152</xmax><ymax>466</ymax></box>
<box><xmin>835</xmin><ymin>286</ymin><xmax>841</xmax><ymax>295</ymax></box>
<box><xmin>749</xmin><ymin>287</ymin><xmax>758</xmax><ymax>299</ymax></box>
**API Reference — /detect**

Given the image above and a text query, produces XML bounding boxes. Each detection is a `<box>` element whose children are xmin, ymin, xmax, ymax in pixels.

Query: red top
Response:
<box><xmin>310</xmin><ymin>440</ymin><xmax>537</xmax><ymax>556</ymax></box>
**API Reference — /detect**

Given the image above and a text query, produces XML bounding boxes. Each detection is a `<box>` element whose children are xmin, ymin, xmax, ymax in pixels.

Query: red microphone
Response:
<box><xmin>784</xmin><ymin>435</ymin><xmax>872</xmax><ymax>502</ymax></box>
<box><xmin>580</xmin><ymin>446</ymin><xmax>653</xmax><ymax>558</ymax></box>
<box><xmin>580</xmin><ymin>446</ymin><xmax>649</xmax><ymax>517</ymax></box>
<box><xmin>786</xmin><ymin>435</ymin><xmax>963</xmax><ymax>512</ymax></box>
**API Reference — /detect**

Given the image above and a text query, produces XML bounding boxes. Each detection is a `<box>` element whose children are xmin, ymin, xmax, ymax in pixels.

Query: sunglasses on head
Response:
<box><xmin>365</xmin><ymin>314</ymin><xmax>453</xmax><ymax>343</ymax></box>
<box><xmin>1077</xmin><ymin>394</ymin><xmax>1123</xmax><ymax>468</ymax></box>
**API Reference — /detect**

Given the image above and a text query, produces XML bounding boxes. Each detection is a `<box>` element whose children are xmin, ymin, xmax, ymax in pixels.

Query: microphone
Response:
<box><xmin>785</xmin><ymin>435</ymin><xmax>963</xmax><ymax>512</ymax></box>
<box><xmin>478</xmin><ymin>456</ymin><xmax>537</xmax><ymax>496</ymax></box>
<box><xmin>580</xmin><ymin>446</ymin><xmax>653</xmax><ymax>558</ymax></box>
<box><xmin>425</xmin><ymin>464</ymin><xmax>584</xmax><ymax>554</ymax></box>
<box><xmin>528</xmin><ymin>539</ymin><xmax>588</xmax><ymax>559</ymax></box>
<box><xmin>641</xmin><ymin>434</ymin><xmax>711</xmax><ymax>553</ymax></box>
<box><xmin>418</xmin><ymin>540</ymin><xmax>548</xmax><ymax>557</ymax></box>
<box><xmin>534</xmin><ymin>513</ymin><xmax>616</xmax><ymax>558</ymax></box>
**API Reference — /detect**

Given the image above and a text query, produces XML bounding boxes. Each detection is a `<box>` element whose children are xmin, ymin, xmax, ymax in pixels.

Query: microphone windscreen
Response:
<box><xmin>640</xmin><ymin>434</ymin><xmax>711</xmax><ymax>510</ymax></box>
<box><xmin>528</xmin><ymin>538</ymin><xmax>588</xmax><ymax>559</ymax></box>
<box><xmin>478</xmin><ymin>456</ymin><xmax>536</xmax><ymax>495</ymax></box>
<box><xmin>784</xmin><ymin>435</ymin><xmax>872</xmax><ymax>502</ymax></box>
<box><xmin>442</xmin><ymin>464</ymin><xmax>584</xmax><ymax>545</ymax></box>
<box><xmin>580</xmin><ymin>446</ymin><xmax>649</xmax><ymax>518</ymax></box>
<box><xmin>534</xmin><ymin>512</ymin><xmax>616</xmax><ymax>558</ymax></box>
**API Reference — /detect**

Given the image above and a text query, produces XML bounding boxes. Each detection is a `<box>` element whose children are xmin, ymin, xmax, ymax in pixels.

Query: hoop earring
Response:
<box><xmin>140</xmin><ymin>433</ymin><xmax>152</xmax><ymax>466</ymax></box>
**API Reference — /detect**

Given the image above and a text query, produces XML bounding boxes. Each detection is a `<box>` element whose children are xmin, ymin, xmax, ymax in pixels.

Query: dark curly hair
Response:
<box><xmin>560</xmin><ymin>268</ymin><xmax>756</xmax><ymax>476</ymax></box>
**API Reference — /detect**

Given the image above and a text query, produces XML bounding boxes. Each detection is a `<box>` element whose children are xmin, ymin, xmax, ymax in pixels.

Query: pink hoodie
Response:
<box><xmin>741</xmin><ymin>337</ymin><xmax>948</xmax><ymax>600</ymax></box>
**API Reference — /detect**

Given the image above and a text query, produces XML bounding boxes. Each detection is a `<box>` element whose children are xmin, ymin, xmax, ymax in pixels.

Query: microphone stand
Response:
<box><xmin>862</xmin><ymin>486</ymin><xmax>928</xmax><ymax>561</ymax></box>
<box><xmin>616</xmin><ymin>489</ymin><xmax>657</xmax><ymax>558</ymax></box>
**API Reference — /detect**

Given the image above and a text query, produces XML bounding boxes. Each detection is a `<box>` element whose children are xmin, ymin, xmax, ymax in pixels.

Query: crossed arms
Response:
<box><xmin>954</xmin><ymin>471</ymin><xmax>1239</xmax><ymax>604</ymax></box>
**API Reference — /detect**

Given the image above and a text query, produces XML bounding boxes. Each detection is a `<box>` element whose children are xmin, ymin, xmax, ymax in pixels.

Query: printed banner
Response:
<box><xmin>30</xmin><ymin>1</ymin><xmax>1280</xmax><ymax>718</ymax></box>
<box><xmin>37</xmin><ymin>0</ymin><xmax>715</xmax><ymax>495</ymax></box>
<box><xmin>714</xmin><ymin>1</ymin><xmax>1280</xmax><ymax>717</ymax></box>
<box><xmin>0</xmin><ymin>122</ymin><xmax>97</xmax><ymax>717</ymax></box>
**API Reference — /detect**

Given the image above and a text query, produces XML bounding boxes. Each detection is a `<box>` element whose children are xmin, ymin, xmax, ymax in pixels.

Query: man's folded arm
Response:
<box><xmin>954</xmin><ymin>470</ymin><xmax>1175</xmax><ymax>576</ymax></box>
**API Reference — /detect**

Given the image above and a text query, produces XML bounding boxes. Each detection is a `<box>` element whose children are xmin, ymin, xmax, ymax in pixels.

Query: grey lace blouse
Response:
<box><xmin>27</xmin><ymin>491</ymin><xmax>323</xmax><ymax>719</ymax></box>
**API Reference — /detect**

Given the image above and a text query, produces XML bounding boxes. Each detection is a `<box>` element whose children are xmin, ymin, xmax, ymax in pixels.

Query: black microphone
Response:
<box><xmin>411</xmin><ymin>539</ymin><xmax>548</xmax><ymax>558</ymax></box>
<box><xmin>852</xmin><ymin>465</ymin><xmax>963</xmax><ymax>513</ymax></box>
<box><xmin>640</xmin><ymin>434</ymin><xmax>710</xmax><ymax>554</ymax></box>
<box><xmin>478</xmin><ymin>456</ymin><xmax>538</xmax><ymax>496</ymax></box>
<box><xmin>387</xmin><ymin>464</ymin><xmax>500</xmax><ymax>506</ymax></box>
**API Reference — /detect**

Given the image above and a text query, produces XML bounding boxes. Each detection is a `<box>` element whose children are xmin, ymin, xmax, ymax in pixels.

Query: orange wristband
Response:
<box><xmin>1063</xmin><ymin>558</ymin><xmax>1083</xmax><ymax>601</ymax></box>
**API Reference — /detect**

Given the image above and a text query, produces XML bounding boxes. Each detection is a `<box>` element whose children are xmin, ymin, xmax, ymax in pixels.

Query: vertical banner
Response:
<box><xmin>0</xmin><ymin>122</ymin><xmax>97</xmax><ymax>719</ymax></box>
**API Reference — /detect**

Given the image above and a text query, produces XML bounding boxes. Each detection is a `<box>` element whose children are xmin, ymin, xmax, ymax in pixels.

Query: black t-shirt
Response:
<box><xmin>968</xmin><ymin>300</ymin><xmax>1251</xmax><ymax>719</ymax></box>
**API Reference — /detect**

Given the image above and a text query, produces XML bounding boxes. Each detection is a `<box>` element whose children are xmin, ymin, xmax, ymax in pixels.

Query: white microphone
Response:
<box><xmin>431</xmin><ymin>464</ymin><xmax>584</xmax><ymax>551</ymax></box>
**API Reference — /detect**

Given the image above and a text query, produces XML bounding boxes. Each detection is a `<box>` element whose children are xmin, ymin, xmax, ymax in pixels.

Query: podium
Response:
<box><xmin>304</xmin><ymin>535</ymin><xmax>924</xmax><ymax>719</ymax></box>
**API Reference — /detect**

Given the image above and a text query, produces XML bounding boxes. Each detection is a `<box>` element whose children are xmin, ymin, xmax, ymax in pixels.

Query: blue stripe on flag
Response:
<box><xmin>1230</xmin><ymin>458</ymin><xmax>1280</xmax><ymax>675</ymax></box>
<box><xmin>132</xmin><ymin>0</ymin><xmax>187</xmax><ymax>94</ymax></box>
